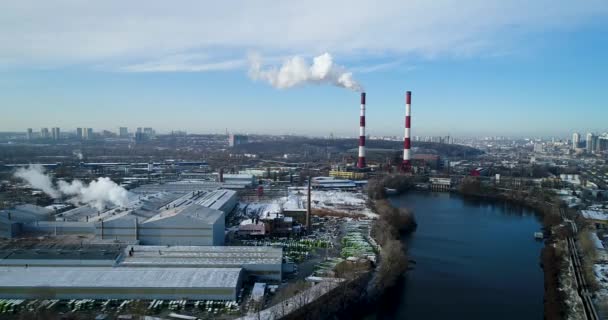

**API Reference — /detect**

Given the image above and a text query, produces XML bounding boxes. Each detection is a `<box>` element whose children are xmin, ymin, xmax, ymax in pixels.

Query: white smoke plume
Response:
<box><xmin>249</xmin><ymin>52</ymin><xmax>363</xmax><ymax>92</ymax></box>
<box><xmin>58</xmin><ymin>178</ymin><xmax>129</xmax><ymax>210</ymax></box>
<box><xmin>14</xmin><ymin>165</ymin><xmax>130</xmax><ymax>210</ymax></box>
<box><xmin>14</xmin><ymin>164</ymin><xmax>61</xmax><ymax>198</ymax></box>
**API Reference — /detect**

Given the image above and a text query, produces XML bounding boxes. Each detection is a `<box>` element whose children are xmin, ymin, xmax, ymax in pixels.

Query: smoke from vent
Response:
<box><xmin>248</xmin><ymin>52</ymin><xmax>363</xmax><ymax>92</ymax></box>
<box><xmin>14</xmin><ymin>165</ymin><xmax>130</xmax><ymax>210</ymax></box>
<box><xmin>14</xmin><ymin>164</ymin><xmax>60</xmax><ymax>198</ymax></box>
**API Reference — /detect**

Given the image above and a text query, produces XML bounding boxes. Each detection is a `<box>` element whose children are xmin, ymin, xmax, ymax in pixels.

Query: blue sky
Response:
<box><xmin>1</xmin><ymin>1</ymin><xmax>607</xmax><ymax>137</ymax></box>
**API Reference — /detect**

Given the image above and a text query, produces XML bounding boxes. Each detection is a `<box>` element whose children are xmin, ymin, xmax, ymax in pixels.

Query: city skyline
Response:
<box><xmin>1</xmin><ymin>1</ymin><xmax>608</xmax><ymax>136</ymax></box>
<box><xmin>13</xmin><ymin>125</ymin><xmax>608</xmax><ymax>141</ymax></box>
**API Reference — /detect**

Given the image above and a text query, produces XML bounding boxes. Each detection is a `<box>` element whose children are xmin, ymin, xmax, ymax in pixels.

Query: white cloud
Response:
<box><xmin>120</xmin><ymin>53</ymin><xmax>246</xmax><ymax>72</ymax></box>
<box><xmin>0</xmin><ymin>0</ymin><xmax>606</xmax><ymax>69</ymax></box>
<box><xmin>352</xmin><ymin>60</ymin><xmax>409</xmax><ymax>73</ymax></box>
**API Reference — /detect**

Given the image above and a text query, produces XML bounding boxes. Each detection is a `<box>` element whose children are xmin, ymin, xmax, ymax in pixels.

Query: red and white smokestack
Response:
<box><xmin>402</xmin><ymin>91</ymin><xmax>412</xmax><ymax>171</ymax></box>
<box><xmin>357</xmin><ymin>92</ymin><xmax>366</xmax><ymax>168</ymax></box>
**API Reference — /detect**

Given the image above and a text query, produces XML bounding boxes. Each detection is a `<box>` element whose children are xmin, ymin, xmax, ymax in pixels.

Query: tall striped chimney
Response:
<box><xmin>357</xmin><ymin>92</ymin><xmax>366</xmax><ymax>168</ymax></box>
<box><xmin>402</xmin><ymin>91</ymin><xmax>412</xmax><ymax>172</ymax></box>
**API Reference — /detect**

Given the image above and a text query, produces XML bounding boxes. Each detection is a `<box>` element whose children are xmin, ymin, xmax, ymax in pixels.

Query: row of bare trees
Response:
<box><xmin>368</xmin><ymin>200</ymin><xmax>414</xmax><ymax>296</ymax></box>
<box><xmin>367</xmin><ymin>175</ymin><xmax>414</xmax><ymax>200</ymax></box>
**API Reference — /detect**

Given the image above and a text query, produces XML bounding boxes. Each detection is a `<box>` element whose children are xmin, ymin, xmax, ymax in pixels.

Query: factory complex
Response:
<box><xmin>0</xmin><ymin>183</ymin><xmax>289</xmax><ymax>303</ymax></box>
<box><xmin>0</xmin><ymin>90</ymin><xmax>427</xmax><ymax>318</ymax></box>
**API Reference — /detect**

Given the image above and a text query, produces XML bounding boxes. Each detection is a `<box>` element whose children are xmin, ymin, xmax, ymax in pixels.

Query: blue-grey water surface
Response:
<box><xmin>363</xmin><ymin>191</ymin><xmax>544</xmax><ymax>320</ymax></box>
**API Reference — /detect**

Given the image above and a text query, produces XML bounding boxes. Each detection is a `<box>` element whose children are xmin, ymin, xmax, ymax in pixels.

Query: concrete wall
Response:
<box><xmin>212</xmin><ymin>212</ymin><xmax>226</xmax><ymax>246</ymax></box>
<box><xmin>0</xmin><ymin>259</ymin><xmax>116</xmax><ymax>267</ymax></box>
<box><xmin>0</xmin><ymin>220</ymin><xmax>20</xmax><ymax>238</ymax></box>
<box><xmin>95</xmin><ymin>217</ymin><xmax>138</xmax><ymax>242</ymax></box>
<box><xmin>22</xmin><ymin>221</ymin><xmax>95</xmax><ymax>236</ymax></box>
<box><xmin>96</xmin><ymin>213</ymin><xmax>222</xmax><ymax>246</ymax></box>
<box><xmin>245</xmin><ymin>263</ymin><xmax>282</xmax><ymax>282</ymax></box>
<box><xmin>140</xmin><ymin>214</ymin><xmax>217</xmax><ymax>246</ymax></box>
<box><xmin>0</xmin><ymin>286</ymin><xmax>239</xmax><ymax>301</ymax></box>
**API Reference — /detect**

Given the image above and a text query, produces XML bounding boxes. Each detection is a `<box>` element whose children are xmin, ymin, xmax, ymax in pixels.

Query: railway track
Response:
<box><xmin>561</xmin><ymin>208</ymin><xmax>600</xmax><ymax>320</ymax></box>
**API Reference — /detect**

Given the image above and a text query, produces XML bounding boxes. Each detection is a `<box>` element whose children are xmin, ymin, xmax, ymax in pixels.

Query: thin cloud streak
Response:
<box><xmin>352</xmin><ymin>60</ymin><xmax>411</xmax><ymax>73</ymax></box>
<box><xmin>122</xmin><ymin>58</ymin><xmax>246</xmax><ymax>72</ymax></box>
<box><xmin>1</xmin><ymin>0</ymin><xmax>607</xmax><ymax>69</ymax></box>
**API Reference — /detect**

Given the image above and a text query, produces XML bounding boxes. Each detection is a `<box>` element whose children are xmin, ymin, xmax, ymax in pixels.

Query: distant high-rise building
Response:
<box><xmin>593</xmin><ymin>135</ymin><xmax>600</xmax><ymax>153</ymax></box>
<box><xmin>26</xmin><ymin>128</ymin><xmax>33</xmax><ymax>140</ymax></box>
<box><xmin>599</xmin><ymin>135</ymin><xmax>608</xmax><ymax>152</ymax></box>
<box><xmin>586</xmin><ymin>133</ymin><xmax>595</xmax><ymax>153</ymax></box>
<box><xmin>119</xmin><ymin>127</ymin><xmax>129</xmax><ymax>138</ymax></box>
<box><xmin>40</xmin><ymin>128</ymin><xmax>50</xmax><ymax>139</ymax></box>
<box><xmin>143</xmin><ymin>127</ymin><xmax>155</xmax><ymax>138</ymax></box>
<box><xmin>83</xmin><ymin>128</ymin><xmax>93</xmax><ymax>140</ymax></box>
<box><xmin>228</xmin><ymin>134</ymin><xmax>248</xmax><ymax>147</ymax></box>
<box><xmin>51</xmin><ymin>127</ymin><xmax>60</xmax><ymax>140</ymax></box>
<box><xmin>572</xmin><ymin>132</ymin><xmax>580</xmax><ymax>149</ymax></box>
<box><xmin>76</xmin><ymin>128</ymin><xmax>83</xmax><ymax>139</ymax></box>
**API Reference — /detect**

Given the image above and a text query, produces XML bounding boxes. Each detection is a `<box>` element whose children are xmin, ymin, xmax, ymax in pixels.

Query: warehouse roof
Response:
<box><xmin>0</xmin><ymin>267</ymin><xmax>242</xmax><ymax>289</ymax></box>
<box><xmin>119</xmin><ymin>245</ymin><xmax>282</xmax><ymax>267</ymax></box>
<box><xmin>144</xmin><ymin>204</ymin><xmax>223</xmax><ymax>224</ymax></box>
<box><xmin>193</xmin><ymin>189</ymin><xmax>237</xmax><ymax>211</ymax></box>
<box><xmin>0</xmin><ymin>247</ymin><xmax>121</xmax><ymax>261</ymax></box>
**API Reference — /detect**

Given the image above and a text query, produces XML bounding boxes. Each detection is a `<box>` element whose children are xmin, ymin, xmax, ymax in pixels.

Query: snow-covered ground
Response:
<box><xmin>594</xmin><ymin>264</ymin><xmax>608</xmax><ymax>297</ymax></box>
<box><xmin>233</xmin><ymin>202</ymin><xmax>283</xmax><ymax>221</ymax></box>
<box><xmin>233</xmin><ymin>190</ymin><xmax>377</xmax><ymax>224</ymax></box>
<box><xmin>309</xmin><ymin>190</ymin><xmax>377</xmax><ymax>218</ymax></box>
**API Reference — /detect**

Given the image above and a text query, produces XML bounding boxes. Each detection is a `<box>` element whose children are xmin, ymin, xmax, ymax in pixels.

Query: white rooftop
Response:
<box><xmin>581</xmin><ymin>210</ymin><xmax>608</xmax><ymax>221</ymax></box>
<box><xmin>120</xmin><ymin>245</ymin><xmax>282</xmax><ymax>266</ymax></box>
<box><xmin>0</xmin><ymin>267</ymin><xmax>242</xmax><ymax>289</ymax></box>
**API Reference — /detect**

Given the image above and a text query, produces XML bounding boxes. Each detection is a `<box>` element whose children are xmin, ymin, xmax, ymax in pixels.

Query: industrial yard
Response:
<box><xmin>0</xmin><ymin>152</ymin><xmax>387</xmax><ymax>319</ymax></box>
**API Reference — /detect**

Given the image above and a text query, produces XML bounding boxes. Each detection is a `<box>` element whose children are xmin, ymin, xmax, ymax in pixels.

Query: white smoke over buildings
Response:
<box><xmin>14</xmin><ymin>165</ymin><xmax>129</xmax><ymax>210</ymax></box>
<box><xmin>14</xmin><ymin>164</ymin><xmax>60</xmax><ymax>198</ymax></box>
<box><xmin>249</xmin><ymin>52</ymin><xmax>363</xmax><ymax>92</ymax></box>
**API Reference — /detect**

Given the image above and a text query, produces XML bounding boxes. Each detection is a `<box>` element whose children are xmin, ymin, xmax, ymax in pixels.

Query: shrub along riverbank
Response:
<box><xmin>303</xmin><ymin>175</ymin><xmax>418</xmax><ymax>319</ymax></box>
<box><xmin>365</xmin><ymin>175</ymin><xmax>418</xmax><ymax>298</ymax></box>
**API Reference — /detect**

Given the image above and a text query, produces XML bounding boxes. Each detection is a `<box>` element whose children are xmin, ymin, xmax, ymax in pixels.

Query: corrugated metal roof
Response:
<box><xmin>0</xmin><ymin>267</ymin><xmax>242</xmax><ymax>288</ymax></box>
<box><xmin>120</xmin><ymin>245</ymin><xmax>282</xmax><ymax>266</ymax></box>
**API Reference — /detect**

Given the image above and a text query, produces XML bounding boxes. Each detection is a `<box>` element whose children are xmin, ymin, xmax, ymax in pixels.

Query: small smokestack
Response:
<box><xmin>219</xmin><ymin>168</ymin><xmax>224</xmax><ymax>183</ymax></box>
<box><xmin>402</xmin><ymin>91</ymin><xmax>412</xmax><ymax>172</ymax></box>
<box><xmin>357</xmin><ymin>92</ymin><xmax>366</xmax><ymax>168</ymax></box>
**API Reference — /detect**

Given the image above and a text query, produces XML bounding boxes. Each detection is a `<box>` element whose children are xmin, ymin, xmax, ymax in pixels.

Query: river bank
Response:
<box><xmin>288</xmin><ymin>179</ymin><xmax>551</xmax><ymax>319</ymax></box>
<box><xmin>296</xmin><ymin>180</ymin><xmax>419</xmax><ymax>320</ymax></box>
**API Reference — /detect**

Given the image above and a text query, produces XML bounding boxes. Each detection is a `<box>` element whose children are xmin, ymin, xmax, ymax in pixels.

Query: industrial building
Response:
<box><xmin>0</xmin><ymin>245</ymin><xmax>121</xmax><ymax>267</ymax></box>
<box><xmin>0</xmin><ymin>241</ymin><xmax>284</xmax><ymax>282</ymax></box>
<box><xmin>119</xmin><ymin>245</ymin><xmax>283</xmax><ymax>281</ymax></box>
<box><xmin>229</xmin><ymin>134</ymin><xmax>248</xmax><ymax>147</ymax></box>
<box><xmin>2</xmin><ymin>188</ymin><xmax>237</xmax><ymax>247</ymax></box>
<box><xmin>429</xmin><ymin>177</ymin><xmax>452</xmax><ymax>191</ymax></box>
<box><xmin>0</xmin><ymin>235</ymin><xmax>284</xmax><ymax>300</ymax></box>
<box><xmin>413</xmin><ymin>154</ymin><xmax>441</xmax><ymax>169</ymax></box>
<box><xmin>97</xmin><ymin>204</ymin><xmax>225</xmax><ymax>246</ymax></box>
<box><xmin>0</xmin><ymin>204</ymin><xmax>53</xmax><ymax>238</ymax></box>
<box><xmin>311</xmin><ymin>177</ymin><xmax>358</xmax><ymax>189</ymax></box>
<box><xmin>0</xmin><ymin>267</ymin><xmax>243</xmax><ymax>301</ymax></box>
<box><xmin>94</xmin><ymin>189</ymin><xmax>236</xmax><ymax>245</ymax></box>
<box><xmin>131</xmin><ymin>175</ymin><xmax>255</xmax><ymax>191</ymax></box>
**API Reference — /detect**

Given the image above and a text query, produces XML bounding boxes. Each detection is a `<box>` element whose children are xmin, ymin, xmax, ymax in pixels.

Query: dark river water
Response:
<box><xmin>362</xmin><ymin>191</ymin><xmax>545</xmax><ymax>320</ymax></box>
